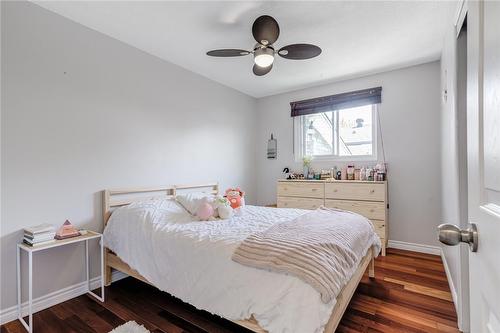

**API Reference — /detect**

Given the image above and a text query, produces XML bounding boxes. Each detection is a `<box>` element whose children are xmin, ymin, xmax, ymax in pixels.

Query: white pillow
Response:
<box><xmin>176</xmin><ymin>192</ymin><xmax>214</xmax><ymax>215</ymax></box>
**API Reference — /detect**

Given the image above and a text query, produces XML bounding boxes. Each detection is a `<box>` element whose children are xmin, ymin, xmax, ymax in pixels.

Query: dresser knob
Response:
<box><xmin>370</xmin><ymin>209</ymin><xmax>375</xmax><ymax>212</ymax></box>
<box><xmin>370</xmin><ymin>189</ymin><xmax>375</xmax><ymax>193</ymax></box>
<box><xmin>334</xmin><ymin>189</ymin><xmax>338</xmax><ymax>192</ymax></box>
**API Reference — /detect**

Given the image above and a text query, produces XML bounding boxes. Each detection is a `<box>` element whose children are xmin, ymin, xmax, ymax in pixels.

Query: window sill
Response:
<box><xmin>294</xmin><ymin>155</ymin><xmax>378</xmax><ymax>163</ymax></box>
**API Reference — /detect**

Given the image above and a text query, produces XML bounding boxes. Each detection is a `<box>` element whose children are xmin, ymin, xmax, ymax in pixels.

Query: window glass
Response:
<box><xmin>304</xmin><ymin>112</ymin><xmax>333</xmax><ymax>156</ymax></box>
<box><xmin>338</xmin><ymin>105</ymin><xmax>373</xmax><ymax>156</ymax></box>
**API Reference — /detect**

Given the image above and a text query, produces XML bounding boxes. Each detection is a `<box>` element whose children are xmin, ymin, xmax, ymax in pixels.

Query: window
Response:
<box><xmin>295</xmin><ymin>104</ymin><xmax>377</xmax><ymax>161</ymax></box>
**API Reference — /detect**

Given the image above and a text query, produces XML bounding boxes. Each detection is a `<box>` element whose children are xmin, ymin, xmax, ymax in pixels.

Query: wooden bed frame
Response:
<box><xmin>102</xmin><ymin>183</ymin><xmax>375</xmax><ymax>333</ymax></box>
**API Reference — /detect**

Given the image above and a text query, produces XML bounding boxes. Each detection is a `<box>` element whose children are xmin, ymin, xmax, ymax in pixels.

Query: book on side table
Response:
<box><xmin>23</xmin><ymin>223</ymin><xmax>56</xmax><ymax>246</ymax></box>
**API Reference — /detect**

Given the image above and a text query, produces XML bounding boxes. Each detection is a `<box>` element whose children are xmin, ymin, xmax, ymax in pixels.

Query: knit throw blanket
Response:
<box><xmin>232</xmin><ymin>207</ymin><xmax>381</xmax><ymax>303</ymax></box>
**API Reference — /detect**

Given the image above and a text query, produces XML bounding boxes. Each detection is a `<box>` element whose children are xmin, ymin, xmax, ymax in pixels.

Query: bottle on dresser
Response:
<box><xmin>366</xmin><ymin>167</ymin><xmax>373</xmax><ymax>181</ymax></box>
<box><xmin>341</xmin><ymin>167</ymin><xmax>347</xmax><ymax>180</ymax></box>
<box><xmin>331</xmin><ymin>166</ymin><xmax>337</xmax><ymax>179</ymax></box>
<box><xmin>347</xmin><ymin>165</ymin><xmax>355</xmax><ymax>180</ymax></box>
<box><xmin>360</xmin><ymin>166</ymin><xmax>366</xmax><ymax>181</ymax></box>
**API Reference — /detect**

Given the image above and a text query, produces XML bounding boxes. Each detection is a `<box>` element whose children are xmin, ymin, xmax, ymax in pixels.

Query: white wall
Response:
<box><xmin>1</xmin><ymin>1</ymin><xmax>256</xmax><ymax>312</ymax></box>
<box><xmin>255</xmin><ymin>62</ymin><xmax>442</xmax><ymax>247</ymax></box>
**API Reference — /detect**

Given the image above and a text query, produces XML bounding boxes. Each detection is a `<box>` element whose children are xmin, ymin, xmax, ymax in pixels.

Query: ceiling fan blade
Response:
<box><xmin>252</xmin><ymin>15</ymin><xmax>280</xmax><ymax>45</ymax></box>
<box><xmin>278</xmin><ymin>44</ymin><xmax>322</xmax><ymax>60</ymax></box>
<box><xmin>206</xmin><ymin>49</ymin><xmax>251</xmax><ymax>57</ymax></box>
<box><xmin>253</xmin><ymin>63</ymin><xmax>273</xmax><ymax>76</ymax></box>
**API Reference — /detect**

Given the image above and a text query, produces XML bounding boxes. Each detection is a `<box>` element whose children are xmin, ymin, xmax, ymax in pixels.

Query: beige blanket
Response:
<box><xmin>232</xmin><ymin>207</ymin><xmax>381</xmax><ymax>303</ymax></box>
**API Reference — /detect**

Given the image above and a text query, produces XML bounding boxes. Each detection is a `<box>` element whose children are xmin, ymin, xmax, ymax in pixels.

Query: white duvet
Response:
<box><xmin>103</xmin><ymin>200</ymin><xmax>375</xmax><ymax>333</ymax></box>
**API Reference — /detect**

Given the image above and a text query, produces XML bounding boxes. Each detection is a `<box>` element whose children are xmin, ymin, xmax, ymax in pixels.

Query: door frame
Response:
<box><xmin>453</xmin><ymin>1</ymin><xmax>471</xmax><ymax>331</ymax></box>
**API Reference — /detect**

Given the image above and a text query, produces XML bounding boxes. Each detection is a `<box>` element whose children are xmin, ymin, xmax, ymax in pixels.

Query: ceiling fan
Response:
<box><xmin>206</xmin><ymin>15</ymin><xmax>322</xmax><ymax>76</ymax></box>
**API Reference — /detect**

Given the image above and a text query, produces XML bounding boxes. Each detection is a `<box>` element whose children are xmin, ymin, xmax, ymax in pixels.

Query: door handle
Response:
<box><xmin>438</xmin><ymin>223</ymin><xmax>478</xmax><ymax>252</ymax></box>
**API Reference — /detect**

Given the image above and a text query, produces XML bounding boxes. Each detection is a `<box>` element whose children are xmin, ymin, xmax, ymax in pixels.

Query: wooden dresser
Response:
<box><xmin>277</xmin><ymin>179</ymin><xmax>388</xmax><ymax>256</ymax></box>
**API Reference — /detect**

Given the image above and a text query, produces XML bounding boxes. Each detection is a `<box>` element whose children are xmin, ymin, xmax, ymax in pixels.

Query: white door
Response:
<box><xmin>467</xmin><ymin>1</ymin><xmax>500</xmax><ymax>332</ymax></box>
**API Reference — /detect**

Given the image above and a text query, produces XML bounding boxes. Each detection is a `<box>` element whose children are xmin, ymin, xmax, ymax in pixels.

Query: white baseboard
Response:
<box><xmin>387</xmin><ymin>240</ymin><xmax>442</xmax><ymax>255</ymax></box>
<box><xmin>0</xmin><ymin>271</ymin><xmax>127</xmax><ymax>325</ymax></box>
<box><xmin>441</xmin><ymin>251</ymin><xmax>459</xmax><ymax>313</ymax></box>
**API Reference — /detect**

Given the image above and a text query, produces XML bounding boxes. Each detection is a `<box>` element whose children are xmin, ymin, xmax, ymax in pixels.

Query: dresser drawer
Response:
<box><xmin>324</xmin><ymin>199</ymin><xmax>386</xmax><ymax>220</ymax></box>
<box><xmin>277</xmin><ymin>197</ymin><xmax>324</xmax><ymax>210</ymax></box>
<box><xmin>325</xmin><ymin>182</ymin><xmax>385</xmax><ymax>201</ymax></box>
<box><xmin>372</xmin><ymin>220</ymin><xmax>387</xmax><ymax>238</ymax></box>
<box><xmin>277</xmin><ymin>182</ymin><xmax>324</xmax><ymax>198</ymax></box>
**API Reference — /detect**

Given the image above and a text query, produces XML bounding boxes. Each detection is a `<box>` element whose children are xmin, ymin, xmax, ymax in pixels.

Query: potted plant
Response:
<box><xmin>302</xmin><ymin>156</ymin><xmax>312</xmax><ymax>178</ymax></box>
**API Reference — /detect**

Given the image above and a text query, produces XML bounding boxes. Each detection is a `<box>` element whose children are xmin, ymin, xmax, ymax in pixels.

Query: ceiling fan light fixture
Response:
<box><xmin>206</xmin><ymin>15</ymin><xmax>321</xmax><ymax>76</ymax></box>
<box><xmin>254</xmin><ymin>47</ymin><xmax>274</xmax><ymax>68</ymax></box>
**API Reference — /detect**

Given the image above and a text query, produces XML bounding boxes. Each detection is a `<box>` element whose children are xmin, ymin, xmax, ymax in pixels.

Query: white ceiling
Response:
<box><xmin>34</xmin><ymin>1</ymin><xmax>456</xmax><ymax>98</ymax></box>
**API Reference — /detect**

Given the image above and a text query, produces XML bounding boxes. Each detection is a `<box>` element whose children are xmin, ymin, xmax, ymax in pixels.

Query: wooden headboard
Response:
<box><xmin>102</xmin><ymin>183</ymin><xmax>219</xmax><ymax>225</ymax></box>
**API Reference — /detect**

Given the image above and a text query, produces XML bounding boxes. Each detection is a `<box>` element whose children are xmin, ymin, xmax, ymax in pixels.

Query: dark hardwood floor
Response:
<box><xmin>1</xmin><ymin>248</ymin><xmax>459</xmax><ymax>333</ymax></box>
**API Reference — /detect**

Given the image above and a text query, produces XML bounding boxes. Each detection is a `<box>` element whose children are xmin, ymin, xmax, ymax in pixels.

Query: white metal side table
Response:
<box><xmin>16</xmin><ymin>231</ymin><xmax>104</xmax><ymax>333</ymax></box>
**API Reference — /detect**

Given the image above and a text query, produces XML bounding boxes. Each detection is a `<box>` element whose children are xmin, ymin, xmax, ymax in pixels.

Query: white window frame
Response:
<box><xmin>294</xmin><ymin>104</ymin><xmax>378</xmax><ymax>162</ymax></box>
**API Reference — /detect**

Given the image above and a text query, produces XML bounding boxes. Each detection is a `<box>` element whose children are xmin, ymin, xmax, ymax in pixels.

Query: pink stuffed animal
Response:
<box><xmin>196</xmin><ymin>202</ymin><xmax>214</xmax><ymax>221</ymax></box>
<box><xmin>195</xmin><ymin>197</ymin><xmax>216</xmax><ymax>221</ymax></box>
<box><xmin>225</xmin><ymin>187</ymin><xmax>245</xmax><ymax>209</ymax></box>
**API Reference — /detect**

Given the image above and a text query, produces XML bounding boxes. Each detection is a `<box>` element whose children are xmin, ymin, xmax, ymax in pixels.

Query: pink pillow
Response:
<box><xmin>196</xmin><ymin>202</ymin><xmax>215</xmax><ymax>221</ymax></box>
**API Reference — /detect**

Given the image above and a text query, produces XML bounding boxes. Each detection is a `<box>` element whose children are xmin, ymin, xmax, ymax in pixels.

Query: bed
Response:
<box><xmin>102</xmin><ymin>183</ymin><xmax>379</xmax><ymax>333</ymax></box>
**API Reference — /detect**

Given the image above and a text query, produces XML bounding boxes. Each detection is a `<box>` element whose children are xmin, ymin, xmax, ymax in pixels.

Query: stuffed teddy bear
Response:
<box><xmin>225</xmin><ymin>187</ymin><xmax>245</xmax><ymax>209</ymax></box>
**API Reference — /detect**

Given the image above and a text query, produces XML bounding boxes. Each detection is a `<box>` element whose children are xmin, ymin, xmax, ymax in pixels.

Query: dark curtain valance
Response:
<box><xmin>290</xmin><ymin>86</ymin><xmax>382</xmax><ymax>117</ymax></box>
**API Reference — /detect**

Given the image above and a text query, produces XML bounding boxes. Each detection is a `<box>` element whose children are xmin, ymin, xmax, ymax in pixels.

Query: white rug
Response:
<box><xmin>109</xmin><ymin>321</ymin><xmax>150</xmax><ymax>333</ymax></box>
